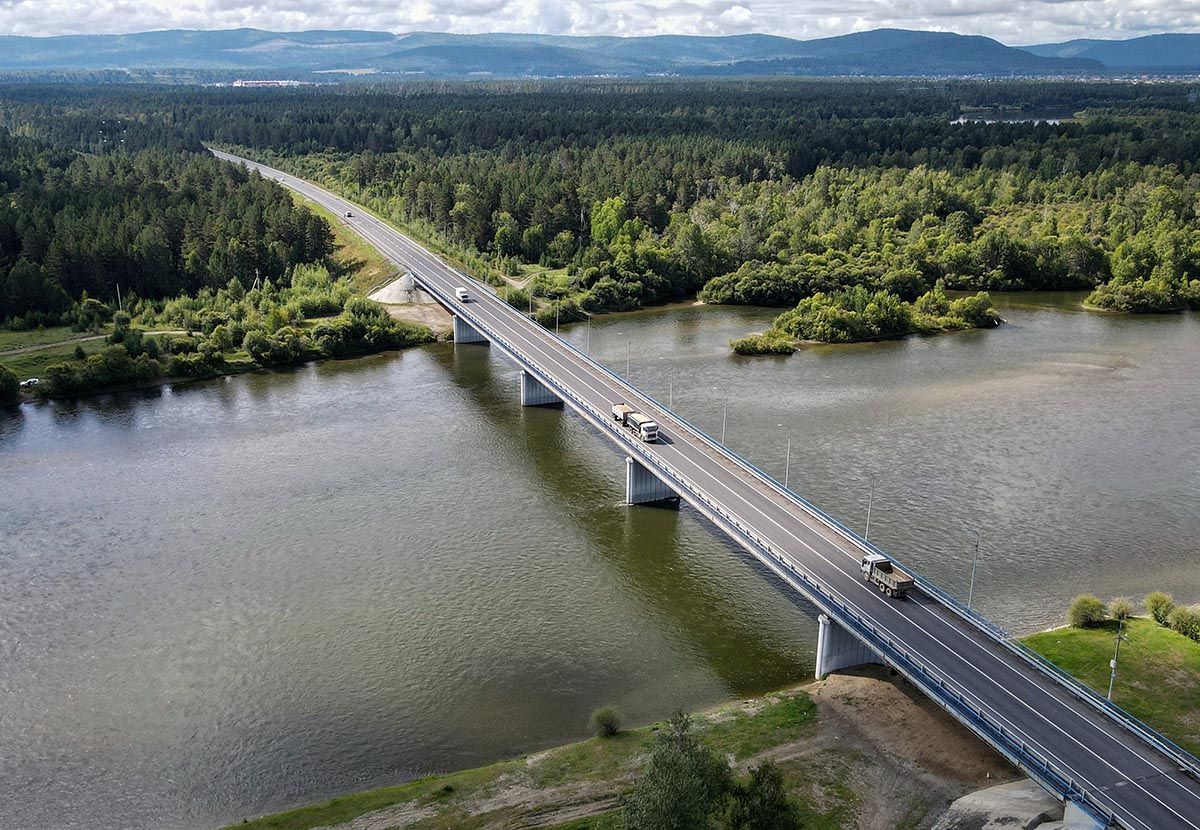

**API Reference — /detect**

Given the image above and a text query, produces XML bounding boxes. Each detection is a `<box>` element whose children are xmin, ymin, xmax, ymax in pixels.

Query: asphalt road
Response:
<box><xmin>215</xmin><ymin>149</ymin><xmax>1200</xmax><ymax>830</ymax></box>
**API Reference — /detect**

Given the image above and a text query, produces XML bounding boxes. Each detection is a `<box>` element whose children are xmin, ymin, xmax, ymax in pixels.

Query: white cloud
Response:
<box><xmin>0</xmin><ymin>0</ymin><xmax>1198</xmax><ymax>42</ymax></box>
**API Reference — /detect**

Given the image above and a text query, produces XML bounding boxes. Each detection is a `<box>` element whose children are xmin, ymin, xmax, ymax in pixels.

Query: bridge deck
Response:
<box><xmin>215</xmin><ymin>150</ymin><xmax>1200</xmax><ymax>830</ymax></box>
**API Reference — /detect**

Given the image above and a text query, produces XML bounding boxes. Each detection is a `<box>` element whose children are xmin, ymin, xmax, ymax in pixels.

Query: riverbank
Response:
<box><xmin>223</xmin><ymin>667</ymin><xmax>1014</xmax><ymax>830</ymax></box>
<box><xmin>0</xmin><ymin>207</ymin><xmax>433</xmax><ymax>404</ymax></box>
<box><xmin>1023</xmin><ymin>616</ymin><xmax>1200</xmax><ymax>756</ymax></box>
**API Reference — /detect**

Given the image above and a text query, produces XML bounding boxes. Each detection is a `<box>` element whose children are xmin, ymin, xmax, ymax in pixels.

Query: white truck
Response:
<box><xmin>611</xmin><ymin>402</ymin><xmax>659</xmax><ymax>442</ymax></box>
<box><xmin>455</xmin><ymin>287</ymin><xmax>470</xmax><ymax>302</ymax></box>
<box><xmin>860</xmin><ymin>553</ymin><xmax>914</xmax><ymax>598</ymax></box>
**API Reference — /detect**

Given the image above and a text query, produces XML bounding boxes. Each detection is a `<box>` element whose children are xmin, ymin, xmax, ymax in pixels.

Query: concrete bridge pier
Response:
<box><xmin>815</xmin><ymin>613</ymin><xmax>883</xmax><ymax>679</ymax></box>
<box><xmin>625</xmin><ymin>456</ymin><xmax>678</xmax><ymax>505</ymax></box>
<box><xmin>453</xmin><ymin>315</ymin><xmax>488</xmax><ymax>344</ymax></box>
<box><xmin>520</xmin><ymin>370</ymin><xmax>562</xmax><ymax>407</ymax></box>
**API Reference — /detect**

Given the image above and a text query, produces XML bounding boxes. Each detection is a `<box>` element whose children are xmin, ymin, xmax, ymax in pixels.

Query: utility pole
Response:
<box><xmin>967</xmin><ymin>529</ymin><xmax>981</xmax><ymax>610</ymax></box>
<box><xmin>115</xmin><ymin>283</ymin><xmax>122</xmax><ymax>312</ymax></box>
<box><xmin>1108</xmin><ymin>616</ymin><xmax>1128</xmax><ymax>701</ymax></box>
<box><xmin>864</xmin><ymin>475</ymin><xmax>875</xmax><ymax>541</ymax></box>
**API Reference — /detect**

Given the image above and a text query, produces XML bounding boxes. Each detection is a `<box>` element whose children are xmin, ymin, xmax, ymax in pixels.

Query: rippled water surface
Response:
<box><xmin>2</xmin><ymin>293</ymin><xmax>1198</xmax><ymax>829</ymax></box>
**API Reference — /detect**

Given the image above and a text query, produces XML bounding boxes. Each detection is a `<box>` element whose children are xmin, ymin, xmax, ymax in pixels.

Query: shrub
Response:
<box><xmin>591</xmin><ymin>706</ymin><xmax>622</xmax><ymax>738</ymax></box>
<box><xmin>1067</xmin><ymin>594</ymin><xmax>1108</xmax><ymax>628</ymax></box>
<box><xmin>726</xmin><ymin>760</ymin><xmax>799</xmax><ymax>830</ymax></box>
<box><xmin>1168</xmin><ymin>606</ymin><xmax>1200</xmax><ymax>642</ymax></box>
<box><xmin>623</xmin><ymin>712</ymin><xmax>730</xmax><ymax>830</ymax></box>
<box><xmin>1145</xmin><ymin>591</ymin><xmax>1175</xmax><ymax>627</ymax></box>
<box><xmin>730</xmin><ymin>331</ymin><xmax>796</xmax><ymax>355</ymax></box>
<box><xmin>1109</xmin><ymin>597</ymin><xmax>1134</xmax><ymax>621</ymax></box>
<box><xmin>0</xmin><ymin>362</ymin><xmax>18</xmax><ymax>404</ymax></box>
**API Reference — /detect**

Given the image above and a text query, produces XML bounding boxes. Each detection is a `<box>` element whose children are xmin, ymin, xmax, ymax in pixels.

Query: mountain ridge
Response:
<box><xmin>0</xmin><ymin>27</ymin><xmax>1194</xmax><ymax>78</ymax></box>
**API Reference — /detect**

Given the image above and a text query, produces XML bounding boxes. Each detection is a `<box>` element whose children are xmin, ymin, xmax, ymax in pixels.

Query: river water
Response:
<box><xmin>2</xmin><ymin>293</ymin><xmax>1198</xmax><ymax>829</ymax></box>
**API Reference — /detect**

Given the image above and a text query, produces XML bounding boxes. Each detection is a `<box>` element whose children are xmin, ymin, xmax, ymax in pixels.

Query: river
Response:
<box><xmin>1</xmin><ymin>293</ymin><xmax>1197</xmax><ymax>829</ymax></box>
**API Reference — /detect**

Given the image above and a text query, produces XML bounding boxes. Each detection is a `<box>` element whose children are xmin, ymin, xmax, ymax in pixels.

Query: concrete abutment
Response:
<box><xmin>815</xmin><ymin>613</ymin><xmax>884</xmax><ymax>679</ymax></box>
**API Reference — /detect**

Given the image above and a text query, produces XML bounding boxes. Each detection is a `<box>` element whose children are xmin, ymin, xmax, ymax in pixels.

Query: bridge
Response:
<box><xmin>215</xmin><ymin>150</ymin><xmax>1200</xmax><ymax>830</ymax></box>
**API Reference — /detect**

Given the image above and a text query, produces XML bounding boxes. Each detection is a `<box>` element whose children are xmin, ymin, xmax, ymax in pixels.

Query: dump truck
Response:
<box><xmin>860</xmin><ymin>553</ymin><xmax>914</xmax><ymax>598</ymax></box>
<box><xmin>611</xmin><ymin>402</ymin><xmax>659</xmax><ymax>442</ymax></box>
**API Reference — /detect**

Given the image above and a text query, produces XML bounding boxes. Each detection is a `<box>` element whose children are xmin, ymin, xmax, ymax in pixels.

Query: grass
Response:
<box><xmin>293</xmin><ymin>195</ymin><xmax>398</xmax><ymax>295</ymax></box>
<box><xmin>0</xmin><ymin>325</ymin><xmax>104</xmax><ymax>351</ymax></box>
<box><xmin>223</xmin><ymin>690</ymin><xmax>826</xmax><ymax>830</ymax></box>
<box><xmin>1023</xmin><ymin>616</ymin><xmax>1200</xmax><ymax>755</ymax></box>
<box><xmin>1</xmin><ymin>341</ymin><xmax>93</xmax><ymax>379</ymax></box>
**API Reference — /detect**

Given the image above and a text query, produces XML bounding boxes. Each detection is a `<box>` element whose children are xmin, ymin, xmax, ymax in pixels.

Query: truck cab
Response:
<box><xmin>860</xmin><ymin>553</ymin><xmax>914</xmax><ymax>599</ymax></box>
<box><xmin>627</xmin><ymin>412</ymin><xmax>659</xmax><ymax>442</ymax></box>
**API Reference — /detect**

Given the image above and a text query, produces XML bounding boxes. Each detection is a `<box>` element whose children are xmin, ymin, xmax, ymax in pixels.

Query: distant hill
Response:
<box><xmin>1025</xmin><ymin>33</ymin><xmax>1200</xmax><ymax>71</ymax></box>
<box><xmin>0</xmin><ymin>27</ymin><xmax>1171</xmax><ymax>79</ymax></box>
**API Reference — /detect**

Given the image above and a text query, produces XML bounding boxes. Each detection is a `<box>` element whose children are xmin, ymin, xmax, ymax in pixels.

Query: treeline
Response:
<box><xmin>0</xmin><ymin>130</ymin><xmax>333</xmax><ymax>324</ymax></box>
<box><xmin>3</xmin><ymin>80</ymin><xmax>1199</xmax><ymax>324</ymax></box>
<box><xmin>37</xmin><ymin>265</ymin><xmax>432</xmax><ymax>397</ymax></box>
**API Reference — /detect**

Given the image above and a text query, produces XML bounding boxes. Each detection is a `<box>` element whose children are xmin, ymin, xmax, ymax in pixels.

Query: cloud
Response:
<box><xmin>1</xmin><ymin>0</ymin><xmax>1198</xmax><ymax>42</ymax></box>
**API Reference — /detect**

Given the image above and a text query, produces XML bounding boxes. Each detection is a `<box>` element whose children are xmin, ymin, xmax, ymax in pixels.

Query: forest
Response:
<box><xmin>1</xmin><ymin>78</ymin><xmax>1198</xmax><ymax>364</ymax></box>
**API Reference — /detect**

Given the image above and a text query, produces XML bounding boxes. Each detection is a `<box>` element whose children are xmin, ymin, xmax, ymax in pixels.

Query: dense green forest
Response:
<box><xmin>0</xmin><ymin>132</ymin><xmax>333</xmax><ymax>325</ymax></box>
<box><xmin>1</xmin><ymin>79</ymin><xmax>1198</xmax><ymax>359</ymax></box>
<box><xmin>0</xmin><ymin>126</ymin><xmax>430</xmax><ymax>397</ymax></box>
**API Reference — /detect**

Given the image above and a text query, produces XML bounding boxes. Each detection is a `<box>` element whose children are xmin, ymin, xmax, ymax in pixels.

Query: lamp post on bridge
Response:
<box><xmin>967</xmin><ymin>529</ymin><xmax>982</xmax><ymax>611</ymax></box>
<box><xmin>864</xmin><ymin>474</ymin><xmax>875</xmax><ymax>542</ymax></box>
<box><xmin>720</xmin><ymin>392</ymin><xmax>729</xmax><ymax>444</ymax></box>
<box><xmin>784</xmin><ymin>436</ymin><xmax>792</xmax><ymax>490</ymax></box>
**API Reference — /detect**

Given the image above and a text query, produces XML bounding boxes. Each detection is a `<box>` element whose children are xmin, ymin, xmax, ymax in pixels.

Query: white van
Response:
<box><xmin>455</xmin><ymin>287</ymin><xmax>470</xmax><ymax>302</ymax></box>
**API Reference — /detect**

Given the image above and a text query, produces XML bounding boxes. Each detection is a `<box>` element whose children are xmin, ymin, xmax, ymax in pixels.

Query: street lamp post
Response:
<box><xmin>784</xmin><ymin>436</ymin><xmax>792</xmax><ymax>489</ymax></box>
<box><xmin>967</xmin><ymin>529</ymin><xmax>981</xmax><ymax>611</ymax></box>
<box><xmin>625</xmin><ymin>340</ymin><xmax>631</xmax><ymax>379</ymax></box>
<box><xmin>1108</xmin><ymin>616</ymin><xmax>1128</xmax><ymax>701</ymax></box>
<box><xmin>864</xmin><ymin>474</ymin><xmax>875</xmax><ymax>541</ymax></box>
<box><xmin>720</xmin><ymin>394</ymin><xmax>729</xmax><ymax>444</ymax></box>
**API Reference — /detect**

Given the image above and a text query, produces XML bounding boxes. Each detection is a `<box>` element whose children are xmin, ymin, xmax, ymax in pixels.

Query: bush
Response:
<box><xmin>623</xmin><ymin>713</ymin><xmax>730</xmax><ymax>830</ymax></box>
<box><xmin>1168</xmin><ymin>606</ymin><xmax>1200</xmax><ymax>642</ymax></box>
<box><xmin>0</xmin><ymin>362</ymin><xmax>18</xmax><ymax>404</ymax></box>
<box><xmin>1146</xmin><ymin>591</ymin><xmax>1175</xmax><ymax>627</ymax></box>
<box><xmin>1109</xmin><ymin>597</ymin><xmax>1135</xmax><ymax>621</ymax></box>
<box><xmin>1067</xmin><ymin>594</ymin><xmax>1108</xmax><ymax>628</ymax></box>
<box><xmin>726</xmin><ymin>760</ymin><xmax>799</xmax><ymax>830</ymax></box>
<box><xmin>591</xmin><ymin>706</ymin><xmax>622</xmax><ymax>738</ymax></box>
<box><xmin>730</xmin><ymin>332</ymin><xmax>796</xmax><ymax>355</ymax></box>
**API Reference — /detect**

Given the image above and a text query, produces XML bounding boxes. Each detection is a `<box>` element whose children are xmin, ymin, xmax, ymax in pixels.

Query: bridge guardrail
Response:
<box><xmin>419</xmin><ymin>274</ymin><xmax>1130</xmax><ymax>824</ymax></box>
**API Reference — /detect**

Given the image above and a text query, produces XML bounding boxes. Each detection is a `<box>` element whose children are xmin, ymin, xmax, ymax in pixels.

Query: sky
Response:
<box><xmin>0</xmin><ymin>0</ymin><xmax>1196</xmax><ymax>44</ymax></box>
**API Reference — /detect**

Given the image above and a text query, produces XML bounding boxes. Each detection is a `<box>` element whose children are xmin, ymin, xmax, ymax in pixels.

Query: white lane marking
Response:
<box><xmin>237</xmin><ymin>155</ymin><xmax>1197</xmax><ymax>829</ymax></box>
